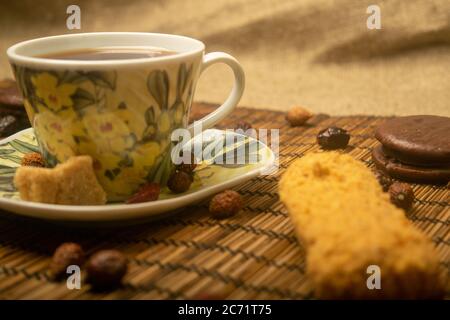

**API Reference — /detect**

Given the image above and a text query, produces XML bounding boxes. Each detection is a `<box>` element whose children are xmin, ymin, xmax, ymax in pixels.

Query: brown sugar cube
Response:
<box><xmin>14</xmin><ymin>155</ymin><xmax>107</xmax><ymax>205</ymax></box>
<box><xmin>15</xmin><ymin>167</ymin><xmax>59</xmax><ymax>203</ymax></box>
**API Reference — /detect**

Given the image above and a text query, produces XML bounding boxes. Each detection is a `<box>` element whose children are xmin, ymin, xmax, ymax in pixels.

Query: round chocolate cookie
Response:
<box><xmin>375</xmin><ymin>115</ymin><xmax>450</xmax><ymax>166</ymax></box>
<box><xmin>372</xmin><ymin>145</ymin><xmax>450</xmax><ymax>184</ymax></box>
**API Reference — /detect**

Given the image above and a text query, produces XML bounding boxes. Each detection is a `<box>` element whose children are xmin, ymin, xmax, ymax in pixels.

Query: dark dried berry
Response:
<box><xmin>86</xmin><ymin>250</ymin><xmax>127</xmax><ymax>289</ymax></box>
<box><xmin>50</xmin><ymin>242</ymin><xmax>85</xmax><ymax>280</ymax></box>
<box><xmin>374</xmin><ymin>171</ymin><xmax>393</xmax><ymax>192</ymax></box>
<box><xmin>317</xmin><ymin>127</ymin><xmax>350</xmax><ymax>149</ymax></box>
<box><xmin>126</xmin><ymin>182</ymin><xmax>160</xmax><ymax>204</ymax></box>
<box><xmin>235</xmin><ymin>120</ymin><xmax>252</xmax><ymax>131</ymax></box>
<box><xmin>167</xmin><ymin>170</ymin><xmax>193</xmax><ymax>193</ymax></box>
<box><xmin>177</xmin><ymin>152</ymin><xmax>197</xmax><ymax>174</ymax></box>
<box><xmin>389</xmin><ymin>182</ymin><xmax>414</xmax><ymax>211</ymax></box>
<box><xmin>209</xmin><ymin>190</ymin><xmax>242</xmax><ymax>219</ymax></box>
<box><xmin>178</xmin><ymin>163</ymin><xmax>196</xmax><ymax>174</ymax></box>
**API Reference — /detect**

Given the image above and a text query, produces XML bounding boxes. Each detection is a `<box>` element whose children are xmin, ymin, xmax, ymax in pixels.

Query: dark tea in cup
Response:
<box><xmin>37</xmin><ymin>46</ymin><xmax>176</xmax><ymax>60</ymax></box>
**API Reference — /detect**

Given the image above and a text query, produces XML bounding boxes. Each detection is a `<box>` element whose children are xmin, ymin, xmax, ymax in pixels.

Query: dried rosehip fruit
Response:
<box><xmin>374</xmin><ymin>170</ymin><xmax>393</xmax><ymax>192</ymax></box>
<box><xmin>286</xmin><ymin>106</ymin><xmax>313</xmax><ymax>126</ymax></box>
<box><xmin>167</xmin><ymin>170</ymin><xmax>193</xmax><ymax>193</ymax></box>
<box><xmin>209</xmin><ymin>190</ymin><xmax>242</xmax><ymax>219</ymax></box>
<box><xmin>21</xmin><ymin>152</ymin><xmax>45</xmax><ymax>167</ymax></box>
<box><xmin>126</xmin><ymin>182</ymin><xmax>160</xmax><ymax>204</ymax></box>
<box><xmin>389</xmin><ymin>182</ymin><xmax>414</xmax><ymax>211</ymax></box>
<box><xmin>86</xmin><ymin>250</ymin><xmax>128</xmax><ymax>289</ymax></box>
<box><xmin>178</xmin><ymin>163</ymin><xmax>196</xmax><ymax>174</ymax></box>
<box><xmin>177</xmin><ymin>152</ymin><xmax>197</xmax><ymax>174</ymax></box>
<box><xmin>317</xmin><ymin>127</ymin><xmax>350</xmax><ymax>149</ymax></box>
<box><xmin>50</xmin><ymin>242</ymin><xmax>85</xmax><ymax>280</ymax></box>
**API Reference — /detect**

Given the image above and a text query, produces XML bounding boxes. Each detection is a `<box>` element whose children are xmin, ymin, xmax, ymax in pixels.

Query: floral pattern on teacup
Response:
<box><xmin>32</xmin><ymin>73</ymin><xmax>77</xmax><ymax>112</ymax></box>
<box><xmin>12</xmin><ymin>62</ymin><xmax>196</xmax><ymax>201</ymax></box>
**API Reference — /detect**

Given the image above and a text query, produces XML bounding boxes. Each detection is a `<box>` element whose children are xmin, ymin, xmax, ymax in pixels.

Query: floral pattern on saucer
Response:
<box><xmin>0</xmin><ymin>128</ymin><xmax>275</xmax><ymax>204</ymax></box>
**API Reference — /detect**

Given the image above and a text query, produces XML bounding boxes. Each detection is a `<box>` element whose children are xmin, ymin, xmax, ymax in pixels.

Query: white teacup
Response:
<box><xmin>7</xmin><ymin>32</ymin><xmax>245</xmax><ymax>201</ymax></box>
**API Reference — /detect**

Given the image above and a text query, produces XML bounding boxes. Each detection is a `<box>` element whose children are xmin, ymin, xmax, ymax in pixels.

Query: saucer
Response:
<box><xmin>0</xmin><ymin>128</ymin><xmax>275</xmax><ymax>222</ymax></box>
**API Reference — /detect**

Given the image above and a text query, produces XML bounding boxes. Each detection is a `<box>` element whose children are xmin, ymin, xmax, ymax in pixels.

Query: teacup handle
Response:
<box><xmin>187</xmin><ymin>52</ymin><xmax>245</xmax><ymax>134</ymax></box>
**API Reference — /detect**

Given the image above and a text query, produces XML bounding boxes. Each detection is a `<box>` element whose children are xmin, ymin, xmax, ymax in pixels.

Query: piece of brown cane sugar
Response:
<box><xmin>279</xmin><ymin>152</ymin><xmax>446</xmax><ymax>299</ymax></box>
<box><xmin>14</xmin><ymin>155</ymin><xmax>107</xmax><ymax>205</ymax></box>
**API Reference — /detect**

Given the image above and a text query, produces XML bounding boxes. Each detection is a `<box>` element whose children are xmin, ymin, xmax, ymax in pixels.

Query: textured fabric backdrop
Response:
<box><xmin>0</xmin><ymin>0</ymin><xmax>449</xmax><ymax>116</ymax></box>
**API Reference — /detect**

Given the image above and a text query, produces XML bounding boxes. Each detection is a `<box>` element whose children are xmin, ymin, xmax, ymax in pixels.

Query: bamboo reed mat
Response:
<box><xmin>0</xmin><ymin>103</ymin><xmax>448</xmax><ymax>299</ymax></box>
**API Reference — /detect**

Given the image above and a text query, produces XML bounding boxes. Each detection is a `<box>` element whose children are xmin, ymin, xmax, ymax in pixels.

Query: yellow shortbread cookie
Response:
<box><xmin>279</xmin><ymin>152</ymin><xmax>446</xmax><ymax>299</ymax></box>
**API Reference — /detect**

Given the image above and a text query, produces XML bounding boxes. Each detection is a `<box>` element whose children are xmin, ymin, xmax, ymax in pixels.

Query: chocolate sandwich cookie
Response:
<box><xmin>372</xmin><ymin>145</ymin><xmax>450</xmax><ymax>183</ymax></box>
<box><xmin>375</xmin><ymin>115</ymin><xmax>450</xmax><ymax>166</ymax></box>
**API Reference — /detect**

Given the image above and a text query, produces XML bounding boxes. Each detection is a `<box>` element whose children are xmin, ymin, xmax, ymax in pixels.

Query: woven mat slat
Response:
<box><xmin>0</xmin><ymin>102</ymin><xmax>448</xmax><ymax>299</ymax></box>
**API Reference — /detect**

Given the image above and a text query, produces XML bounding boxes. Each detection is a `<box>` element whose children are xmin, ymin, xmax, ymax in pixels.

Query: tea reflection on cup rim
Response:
<box><xmin>7</xmin><ymin>32</ymin><xmax>206</xmax><ymax>70</ymax></box>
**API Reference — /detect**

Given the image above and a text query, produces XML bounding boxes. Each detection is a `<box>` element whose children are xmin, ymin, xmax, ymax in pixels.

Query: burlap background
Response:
<box><xmin>1</xmin><ymin>0</ymin><xmax>449</xmax><ymax>116</ymax></box>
